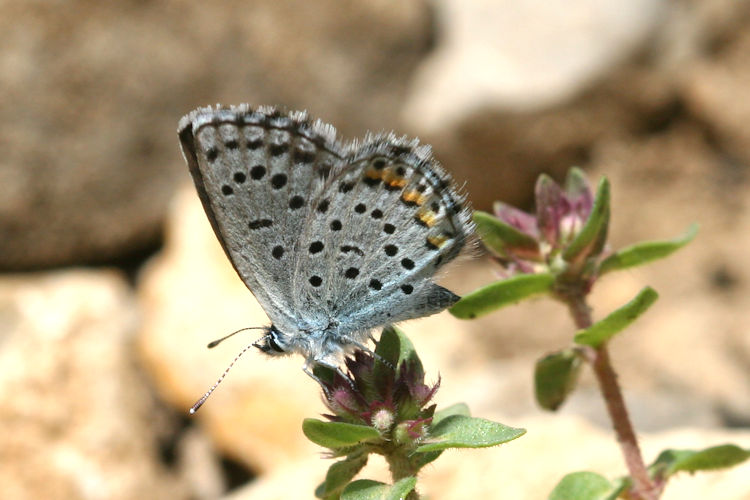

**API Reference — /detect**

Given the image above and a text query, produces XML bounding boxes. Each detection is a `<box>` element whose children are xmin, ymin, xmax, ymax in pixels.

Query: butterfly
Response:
<box><xmin>178</xmin><ymin>105</ymin><xmax>472</xmax><ymax>408</ymax></box>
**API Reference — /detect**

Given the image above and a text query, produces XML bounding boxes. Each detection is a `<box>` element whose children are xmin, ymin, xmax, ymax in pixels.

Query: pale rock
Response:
<box><xmin>404</xmin><ymin>0</ymin><xmax>666</xmax><ymax>133</ymax></box>
<box><xmin>0</xmin><ymin>270</ymin><xmax>186</xmax><ymax>500</ymax></box>
<box><xmin>0</xmin><ymin>0</ymin><xmax>432</xmax><ymax>269</ymax></box>
<box><xmin>682</xmin><ymin>30</ymin><xmax>750</xmax><ymax>165</ymax></box>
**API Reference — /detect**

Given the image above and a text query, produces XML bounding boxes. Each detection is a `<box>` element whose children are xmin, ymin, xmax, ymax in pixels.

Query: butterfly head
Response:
<box><xmin>253</xmin><ymin>322</ymin><xmax>351</xmax><ymax>370</ymax></box>
<box><xmin>253</xmin><ymin>325</ymin><xmax>288</xmax><ymax>356</ymax></box>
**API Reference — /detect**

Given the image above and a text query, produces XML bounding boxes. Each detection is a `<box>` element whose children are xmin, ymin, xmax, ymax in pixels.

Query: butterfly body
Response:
<box><xmin>178</xmin><ymin>105</ymin><xmax>472</xmax><ymax>369</ymax></box>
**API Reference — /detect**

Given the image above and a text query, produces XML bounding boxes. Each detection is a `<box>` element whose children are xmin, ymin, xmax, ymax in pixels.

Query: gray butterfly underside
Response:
<box><xmin>178</xmin><ymin>104</ymin><xmax>472</xmax><ymax>364</ymax></box>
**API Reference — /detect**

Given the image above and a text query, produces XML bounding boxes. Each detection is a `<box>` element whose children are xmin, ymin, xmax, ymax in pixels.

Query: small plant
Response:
<box><xmin>451</xmin><ymin>167</ymin><xmax>749</xmax><ymax>499</ymax></box>
<box><xmin>304</xmin><ymin>326</ymin><xmax>525</xmax><ymax>500</ymax></box>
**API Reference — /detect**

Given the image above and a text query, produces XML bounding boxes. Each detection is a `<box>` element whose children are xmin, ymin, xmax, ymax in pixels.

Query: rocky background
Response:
<box><xmin>1</xmin><ymin>0</ymin><xmax>750</xmax><ymax>498</ymax></box>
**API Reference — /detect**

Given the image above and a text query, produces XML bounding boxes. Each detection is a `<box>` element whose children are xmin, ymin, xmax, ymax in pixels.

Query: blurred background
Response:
<box><xmin>2</xmin><ymin>0</ymin><xmax>750</xmax><ymax>498</ymax></box>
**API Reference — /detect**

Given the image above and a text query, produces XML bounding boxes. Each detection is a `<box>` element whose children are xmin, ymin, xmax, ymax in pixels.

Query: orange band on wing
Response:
<box><xmin>427</xmin><ymin>234</ymin><xmax>450</xmax><ymax>248</ymax></box>
<box><xmin>400</xmin><ymin>189</ymin><xmax>426</xmax><ymax>206</ymax></box>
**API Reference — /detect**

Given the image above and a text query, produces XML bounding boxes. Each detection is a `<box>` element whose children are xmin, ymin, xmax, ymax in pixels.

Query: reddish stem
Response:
<box><xmin>567</xmin><ymin>297</ymin><xmax>661</xmax><ymax>500</ymax></box>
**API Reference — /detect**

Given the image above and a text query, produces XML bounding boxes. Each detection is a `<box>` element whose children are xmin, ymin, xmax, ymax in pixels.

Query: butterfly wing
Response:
<box><xmin>178</xmin><ymin>105</ymin><xmax>346</xmax><ymax>333</ymax></box>
<box><xmin>290</xmin><ymin>133</ymin><xmax>473</xmax><ymax>339</ymax></box>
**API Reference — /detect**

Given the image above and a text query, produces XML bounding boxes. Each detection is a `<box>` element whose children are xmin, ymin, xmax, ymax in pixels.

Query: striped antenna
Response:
<box><xmin>189</xmin><ymin>328</ymin><xmax>267</xmax><ymax>414</ymax></box>
<box><xmin>206</xmin><ymin>326</ymin><xmax>265</xmax><ymax>348</ymax></box>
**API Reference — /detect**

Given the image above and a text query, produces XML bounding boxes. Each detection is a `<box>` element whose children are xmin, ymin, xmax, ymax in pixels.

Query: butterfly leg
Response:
<box><xmin>302</xmin><ymin>363</ymin><xmax>323</xmax><ymax>383</ymax></box>
<box><xmin>302</xmin><ymin>360</ymin><xmax>356</xmax><ymax>394</ymax></box>
<box><xmin>302</xmin><ymin>364</ymin><xmax>333</xmax><ymax>398</ymax></box>
<box><xmin>347</xmin><ymin>337</ymin><xmax>395</xmax><ymax>371</ymax></box>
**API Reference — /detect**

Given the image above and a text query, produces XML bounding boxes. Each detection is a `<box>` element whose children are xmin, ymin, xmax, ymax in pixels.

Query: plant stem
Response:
<box><xmin>385</xmin><ymin>452</ymin><xmax>420</xmax><ymax>500</ymax></box>
<box><xmin>567</xmin><ymin>297</ymin><xmax>660</xmax><ymax>500</ymax></box>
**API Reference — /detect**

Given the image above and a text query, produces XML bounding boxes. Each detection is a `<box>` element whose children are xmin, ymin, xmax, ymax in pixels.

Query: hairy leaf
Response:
<box><xmin>574</xmin><ymin>287</ymin><xmax>658</xmax><ymax>348</ymax></box>
<box><xmin>450</xmin><ymin>273</ymin><xmax>554</xmax><ymax>319</ymax></box>
<box><xmin>535</xmin><ymin>349</ymin><xmax>583</xmax><ymax>410</ymax></box>
<box><xmin>416</xmin><ymin>415</ymin><xmax>525</xmax><ymax>453</ymax></box>
<box><xmin>341</xmin><ymin>477</ymin><xmax>417</xmax><ymax>500</ymax></box>
<box><xmin>600</xmin><ymin>224</ymin><xmax>698</xmax><ymax>275</ymax></box>
<box><xmin>303</xmin><ymin>419</ymin><xmax>380</xmax><ymax>449</ymax></box>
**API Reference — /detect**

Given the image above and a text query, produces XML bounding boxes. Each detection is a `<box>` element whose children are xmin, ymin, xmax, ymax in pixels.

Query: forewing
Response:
<box><xmin>178</xmin><ymin>105</ymin><xmax>345</xmax><ymax>331</ymax></box>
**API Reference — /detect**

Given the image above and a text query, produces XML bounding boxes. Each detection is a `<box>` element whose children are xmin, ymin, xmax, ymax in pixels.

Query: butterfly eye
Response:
<box><xmin>268</xmin><ymin>333</ymin><xmax>285</xmax><ymax>353</ymax></box>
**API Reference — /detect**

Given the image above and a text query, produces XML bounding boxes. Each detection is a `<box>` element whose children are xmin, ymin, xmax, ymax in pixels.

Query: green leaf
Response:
<box><xmin>651</xmin><ymin>444</ymin><xmax>750</xmax><ymax>478</ymax></box>
<box><xmin>534</xmin><ymin>349</ymin><xmax>583</xmax><ymax>411</ymax></box>
<box><xmin>373</xmin><ymin>326</ymin><xmax>423</xmax><ymax>394</ymax></box>
<box><xmin>413</xmin><ymin>449</ymin><xmax>443</xmax><ymax>468</ymax></box>
<box><xmin>473</xmin><ymin>210</ymin><xmax>539</xmax><ymax>258</ymax></box>
<box><xmin>312</xmin><ymin>364</ymin><xmax>337</xmax><ymax>385</ymax></box>
<box><xmin>599</xmin><ymin>223</ymin><xmax>698</xmax><ymax>275</ymax></box>
<box><xmin>450</xmin><ymin>273</ymin><xmax>554</xmax><ymax>319</ymax></box>
<box><xmin>381</xmin><ymin>326</ymin><xmax>421</xmax><ymax>372</ymax></box>
<box><xmin>341</xmin><ymin>477</ymin><xmax>417</xmax><ymax>500</ymax></box>
<box><xmin>316</xmin><ymin>454</ymin><xmax>369</xmax><ymax>499</ymax></box>
<box><xmin>607</xmin><ymin>478</ymin><xmax>629</xmax><ymax>499</ymax></box>
<box><xmin>562</xmin><ymin>177</ymin><xmax>610</xmax><ymax>265</ymax></box>
<box><xmin>411</xmin><ymin>403</ymin><xmax>472</xmax><ymax>466</ymax></box>
<box><xmin>374</xmin><ymin>325</ymin><xmax>402</xmax><ymax>368</ymax></box>
<box><xmin>574</xmin><ymin>287</ymin><xmax>658</xmax><ymax>348</ymax></box>
<box><xmin>432</xmin><ymin>402</ymin><xmax>471</xmax><ymax>425</ymax></box>
<box><xmin>416</xmin><ymin>415</ymin><xmax>525</xmax><ymax>453</ymax></box>
<box><xmin>303</xmin><ymin>419</ymin><xmax>380</xmax><ymax>449</ymax></box>
<box><xmin>548</xmin><ymin>471</ymin><xmax>622</xmax><ymax>500</ymax></box>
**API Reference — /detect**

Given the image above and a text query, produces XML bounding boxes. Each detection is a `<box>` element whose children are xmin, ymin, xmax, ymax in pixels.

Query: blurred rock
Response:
<box><xmin>222</xmin><ymin>456</ymin><xmax>325</xmax><ymax>500</ymax></box>
<box><xmin>400</xmin><ymin>0</ymin><xmax>750</xmax><ymax>211</ymax></box>
<box><xmin>175</xmin><ymin>426</ymin><xmax>228</xmax><ymax>500</ymax></box>
<box><xmin>404</xmin><ymin>0</ymin><xmax>666</xmax><ymax>128</ymax></box>
<box><xmin>453</xmin><ymin>120</ymin><xmax>750</xmax><ymax>427</ymax></box>
<box><xmin>0</xmin><ymin>270</ymin><xmax>187</xmax><ymax>500</ymax></box>
<box><xmin>0</xmin><ymin>0</ymin><xmax>432</xmax><ymax>269</ymax></box>
<box><xmin>0</xmin><ymin>2</ymin><xmax>188</xmax><ymax>269</ymax></box>
<box><xmin>682</xmin><ymin>28</ymin><xmax>750</xmax><ymax>166</ymax></box>
<box><xmin>423</xmin><ymin>418</ymin><xmax>750</xmax><ymax>500</ymax></box>
<box><xmin>402</xmin><ymin>0</ymin><xmax>669</xmax><ymax>208</ymax></box>
<box><xmin>585</xmin><ymin>123</ymin><xmax>750</xmax><ymax>422</ymax></box>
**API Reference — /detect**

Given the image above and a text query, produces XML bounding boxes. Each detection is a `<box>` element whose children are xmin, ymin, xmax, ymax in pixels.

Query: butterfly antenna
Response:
<box><xmin>189</xmin><ymin>341</ymin><xmax>257</xmax><ymax>414</ymax></box>
<box><xmin>206</xmin><ymin>326</ymin><xmax>266</xmax><ymax>348</ymax></box>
